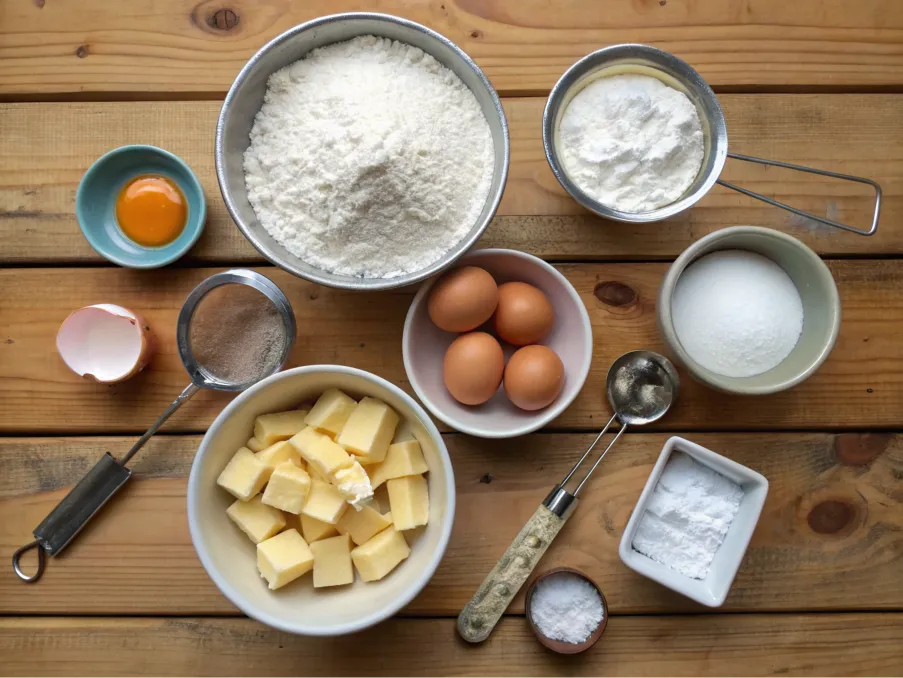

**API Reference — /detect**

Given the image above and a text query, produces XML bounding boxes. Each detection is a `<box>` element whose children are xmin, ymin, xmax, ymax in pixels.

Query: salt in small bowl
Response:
<box><xmin>524</xmin><ymin>567</ymin><xmax>608</xmax><ymax>655</ymax></box>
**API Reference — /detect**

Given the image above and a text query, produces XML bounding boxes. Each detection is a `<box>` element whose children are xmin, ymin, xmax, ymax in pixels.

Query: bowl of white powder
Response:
<box><xmin>657</xmin><ymin>226</ymin><xmax>841</xmax><ymax>395</ymax></box>
<box><xmin>216</xmin><ymin>13</ymin><xmax>509</xmax><ymax>290</ymax></box>
<box><xmin>542</xmin><ymin>43</ymin><xmax>727</xmax><ymax>222</ymax></box>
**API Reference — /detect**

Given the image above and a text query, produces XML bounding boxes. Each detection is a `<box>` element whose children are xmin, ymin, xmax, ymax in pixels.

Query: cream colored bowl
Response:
<box><xmin>187</xmin><ymin>365</ymin><xmax>455</xmax><ymax>636</ymax></box>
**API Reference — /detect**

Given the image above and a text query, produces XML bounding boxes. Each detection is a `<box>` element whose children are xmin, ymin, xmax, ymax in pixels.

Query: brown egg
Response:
<box><xmin>443</xmin><ymin>332</ymin><xmax>505</xmax><ymax>405</ymax></box>
<box><xmin>504</xmin><ymin>345</ymin><xmax>564</xmax><ymax>411</ymax></box>
<box><xmin>428</xmin><ymin>266</ymin><xmax>499</xmax><ymax>333</ymax></box>
<box><xmin>494</xmin><ymin>282</ymin><xmax>555</xmax><ymax>346</ymax></box>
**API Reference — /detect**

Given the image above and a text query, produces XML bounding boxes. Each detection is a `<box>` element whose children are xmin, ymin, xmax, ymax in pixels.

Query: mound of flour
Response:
<box><xmin>243</xmin><ymin>35</ymin><xmax>494</xmax><ymax>279</ymax></box>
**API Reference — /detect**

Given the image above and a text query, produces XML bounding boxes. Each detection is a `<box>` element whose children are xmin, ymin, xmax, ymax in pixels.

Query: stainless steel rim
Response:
<box><xmin>215</xmin><ymin>12</ymin><xmax>510</xmax><ymax>291</ymax></box>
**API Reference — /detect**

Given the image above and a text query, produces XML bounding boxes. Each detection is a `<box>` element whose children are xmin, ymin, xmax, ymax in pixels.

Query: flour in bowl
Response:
<box><xmin>243</xmin><ymin>36</ymin><xmax>494</xmax><ymax>279</ymax></box>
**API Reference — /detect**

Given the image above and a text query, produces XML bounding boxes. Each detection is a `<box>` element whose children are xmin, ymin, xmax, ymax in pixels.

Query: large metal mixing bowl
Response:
<box><xmin>215</xmin><ymin>13</ymin><xmax>510</xmax><ymax>291</ymax></box>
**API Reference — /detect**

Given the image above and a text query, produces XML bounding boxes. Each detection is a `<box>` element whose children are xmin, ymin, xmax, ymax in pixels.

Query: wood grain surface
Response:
<box><xmin>1</xmin><ymin>95</ymin><xmax>899</xmax><ymax>264</ymax></box>
<box><xmin>1</xmin><ymin>262</ymin><xmax>899</xmax><ymax>435</ymax></box>
<box><xmin>3</xmin><ymin>432</ymin><xmax>900</xmax><ymax>616</ymax></box>
<box><xmin>2</xmin><ymin>614</ymin><xmax>903</xmax><ymax>677</ymax></box>
<box><xmin>3</xmin><ymin>0</ymin><xmax>903</xmax><ymax>95</ymax></box>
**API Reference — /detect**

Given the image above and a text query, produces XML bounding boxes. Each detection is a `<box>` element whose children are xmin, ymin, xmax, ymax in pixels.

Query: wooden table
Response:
<box><xmin>1</xmin><ymin>1</ymin><xmax>902</xmax><ymax>675</ymax></box>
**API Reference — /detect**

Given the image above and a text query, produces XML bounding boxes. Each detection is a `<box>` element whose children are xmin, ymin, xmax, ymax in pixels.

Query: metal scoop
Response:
<box><xmin>13</xmin><ymin>269</ymin><xmax>296</xmax><ymax>583</ymax></box>
<box><xmin>457</xmin><ymin>350</ymin><xmax>679</xmax><ymax>643</ymax></box>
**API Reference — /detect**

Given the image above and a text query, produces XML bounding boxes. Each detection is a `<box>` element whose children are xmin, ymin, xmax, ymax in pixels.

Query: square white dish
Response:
<box><xmin>618</xmin><ymin>436</ymin><xmax>768</xmax><ymax>607</ymax></box>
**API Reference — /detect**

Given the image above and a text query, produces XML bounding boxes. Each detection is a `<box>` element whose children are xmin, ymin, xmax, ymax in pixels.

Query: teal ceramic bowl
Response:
<box><xmin>76</xmin><ymin>145</ymin><xmax>206</xmax><ymax>268</ymax></box>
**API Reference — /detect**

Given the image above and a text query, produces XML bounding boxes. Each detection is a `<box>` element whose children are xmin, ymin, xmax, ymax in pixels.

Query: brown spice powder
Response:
<box><xmin>188</xmin><ymin>283</ymin><xmax>287</xmax><ymax>384</ymax></box>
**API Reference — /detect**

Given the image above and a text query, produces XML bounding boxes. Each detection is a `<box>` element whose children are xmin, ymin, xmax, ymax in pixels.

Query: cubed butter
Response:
<box><xmin>310</xmin><ymin>534</ymin><xmax>354</xmax><ymax>588</ymax></box>
<box><xmin>288</xmin><ymin>426</ymin><xmax>328</xmax><ymax>457</ymax></box>
<box><xmin>305</xmin><ymin>388</ymin><xmax>357</xmax><ymax>437</ymax></box>
<box><xmin>296</xmin><ymin>431</ymin><xmax>354</xmax><ymax>478</ymax></box>
<box><xmin>257</xmin><ymin>529</ymin><xmax>314</xmax><ymax>590</ymax></box>
<box><xmin>336</xmin><ymin>397</ymin><xmax>400</xmax><ymax>463</ymax></box>
<box><xmin>262</xmin><ymin>461</ymin><xmax>311</xmax><ymax>514</ymax></box>
<box><xmin>369</xmin><ymin>440</ymin><xmax>429</xmax><ymax>489</ymax></box>
<box><xmin>332</xmin><ymin>460</ymin><xmax>374</xmax><ymax>510</ymax></box>
<box><xmin>246</xmin><ymin>436</ymin><xmax>266</xmax><ymax>453</ymax></box>
<box><xmin>254</xmin><ymin>410</ymin><xmax>309</xmax><ymax>446</ymax></box>
<box><xmin>226</xmin><ymin>496</ymin><xmax>286</xmax><ymax>544</ymax></box>
<box><xmin>256</xmin><ymin>440</ymin><xmax>302</xmax><ymax>470</ymax></box>
<box><xmin>299</xmin><ymin>514</ymin><xmax>339</xmax><ymax>543</ymax></box>
<box><xmin>387</xmin><ymin>475</ymin><xmax>429</xmax><ymax>531</ymax></box>
<box><xmin>336</xmin><ymin>503</ymin><xmax>393</xmax><ymax>545</ymax></box>
<box><xmin>301</xmin><ymin>479</ymin><xmax>349</xmax><ymax>525</ymax></box>
<box><xmin>216</xmin><ymin>447</ymin><xmax>272</xmax><ymax>501</ymax></box>
<box><xmin>351</xmin><ymin>527</ymin><xmax>411</xmax><ymax>582</ymax></box>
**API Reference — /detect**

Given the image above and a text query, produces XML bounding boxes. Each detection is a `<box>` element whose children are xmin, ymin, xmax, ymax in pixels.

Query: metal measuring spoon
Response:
<box><xmin>457</xmin><ymin>350</ymin><xmax>679</xmax><ymax>643</ymax></box>
<box><xmin>12</xmin><ymin>269</ymin><xmax>296</xmax><ymax>583</ymax></box>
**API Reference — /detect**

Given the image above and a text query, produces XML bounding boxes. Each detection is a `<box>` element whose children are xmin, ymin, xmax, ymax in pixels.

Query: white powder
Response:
<box><xmin>558</xmin><ymin>73</ymin><xmax>704</xmax><ymax>213</ymax></box>
<box><xmin>243</xmin><ymin>35</ymin><xmax>494</xmax><ymax>279</ymax></box>
<box><xmin>671</xmin><ymin>249</ymin><xmax>804</xmax><ymax>378</ymax></box>
<box><xmin>632</xmin><ymin>452</ymin><xmax>744</xmax><ymax>580</ymax></box>
<box><xmin>530</xmin><ymin>572</ymin><xmax>604</xmax><ymax>644</ymax></box>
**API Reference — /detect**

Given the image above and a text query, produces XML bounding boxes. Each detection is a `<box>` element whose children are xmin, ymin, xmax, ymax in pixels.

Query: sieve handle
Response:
<box><xmin>717</xmin><ymin>153</ymin><xmax>882</xmax><ymax>236</ymax></box>
<box><xmin>457</xmin><ymin>503</ymin><xmax>569</xmax><ymax>643</ymax></box>
<box><xmin>120</xmin><ymin>382</ymin><xmax>200</xmax><ymax>465</ymax></box>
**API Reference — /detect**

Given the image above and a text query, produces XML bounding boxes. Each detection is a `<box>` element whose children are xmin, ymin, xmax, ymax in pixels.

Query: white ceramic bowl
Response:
<box><xmin>402</xmin><ymin>249</ymin><xmax>593</xmax><ymax>438</ymax></box>
<box><xmin>618</xmin><ymin>436</ymin><xmax>768</xmax><ymax>607</ymax></box>
<box><xmin>187</xmin><ymin>365</ymin><xmax>456</xmax><ymax>636</ymax></box>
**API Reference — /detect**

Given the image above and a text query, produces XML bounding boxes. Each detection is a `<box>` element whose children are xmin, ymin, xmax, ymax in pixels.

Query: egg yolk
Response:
<box><xmin>116</xmin><ymin>175</ymin><xmax>187</xmax><ymax>247</ymax></box>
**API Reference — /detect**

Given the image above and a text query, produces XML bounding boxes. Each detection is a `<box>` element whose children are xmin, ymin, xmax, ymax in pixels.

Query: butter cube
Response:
<box><xmin>288</xmin><ymin>426</ymin><xmax>328</xmax><ymax>457</ymax></box>
<box><xmin>296</xmin><ymin>431</ymin><xmax>354</xmax><ymax>478</ymax></box>
<box><xmin>369</xmin><ymin>440</ymin><xmax>429</xmax><ymax>489</ymax></box>
<box><xmin>332</xmin><ymin>461</ymin><xmax>374</xmax><ymax>510</ymax></box>
<box><xmin>337</xmin><ymin>503</ymin><xmax>393</xmax><ymax>546</ymax></box>
<box><xmin>226</xmin><ymin>496</ymin><xmax>286</xmax><ymax>544</ymax></box>
<box><xmin>299</xmin><ymin>514</ymin><xmax>339</xmax><ymax>543</ymax></box>
<box><xmin>262</xmin><ymin>461</ymin><xmax>311</xmax><ymax>514</ymax></box>
<box><xmin>257</xmin><ymin>529</ymin><xmax>314</xmax><ymax>590</ymax></box>
<box><xmin>387</xmin><ymin>475</ymin><xmax>429</xmax><ymax>531</ymax></box>
<box><xmin>301</xmin><ymin>479</ymin><xmax>349</xmax><ymax>525</ymax></box>
<box><xmin>246</xmin><ymin>436</ymin><xmax>266</xmax><ymax>453</ymax></box>
<box><xmin>256</xmin><ymin>440</ymin><xmax>302</xmax><ymax>470</ymax></box>
<box><xmin>305</xmin><ymin>388</ymin><xmax>357</xmax><ymax>437</ymax></box>
<box><xmin>217</xmin><ymin>447</ymin><xmax>272</xmax><ymax>501</ymax></box>
<box><xmin>254</xmin><ymin>410</ymin><xmax>309</xmax><ymax>446</ymax></box>
<box><xmin>310</xmin><ymin>534</ymin><xmax>354</xmax><ymax>588</ymax></box>
<box><xmin>336</xmin><ymin>397</ymin><xmax>400</xmax><ymax>463</ymax></box>
<box><xmin>351</xmin><ymin>527</ymin><xmax>411</xmax><ymax>582</ymax></box>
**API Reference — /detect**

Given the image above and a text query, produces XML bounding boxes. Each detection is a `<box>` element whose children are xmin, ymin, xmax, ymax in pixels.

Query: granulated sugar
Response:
<box><xmin>530</xmin><ymin>572</ymin><xmax>604</xmax><ymax>644</ymax></box>
<box><xmin>243</xmin><ymin>36</ymin><xmax>494</xmax><ymax>279</ymax></box>
<box><xmin>632</xmin><ymin>452</ymin><xmax>743</xmax><ymax>580</ymax></box>
<box><xmin>671</xmin><ymin>249</ymin><xmax>804</xmax><ymax>378</ymax></box>
<box><xmin>189</xmin><ymin>284</ymin><xmax>286</xmax><ymax>384</ymax></box>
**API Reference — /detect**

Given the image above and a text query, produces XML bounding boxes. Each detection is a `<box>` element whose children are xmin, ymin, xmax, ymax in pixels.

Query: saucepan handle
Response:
<box><xmin>717</xmin><ymin>153</ymin><xmax>882</xmax><ymax>236</ymax></box>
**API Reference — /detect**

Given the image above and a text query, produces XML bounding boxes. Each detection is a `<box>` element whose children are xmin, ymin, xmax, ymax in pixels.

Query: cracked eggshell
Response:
<box><xmin>56</xmin><ymin>304</ymin><xmax>154</xmax><ymax>383</ymax></box>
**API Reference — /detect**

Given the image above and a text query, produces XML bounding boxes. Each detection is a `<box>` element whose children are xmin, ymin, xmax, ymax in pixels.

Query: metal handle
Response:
<box><xmin>120</xmin><ymin>382</ymin><xmax>199</xmax><ymax>465</ymax></box>
<box><xmin>457</xmin><ymin>504</ymin><xmax>568</xmax><ymax>643</ymax></box>
<box><xmin>12</xmin><ymin>541</ymin><xmax>45</xmax><ymax>582</ymax></box>
<box><xmin>717</xmin><ymin>153</ymin><xmax>882</xmax><ymax>236</ymax></box>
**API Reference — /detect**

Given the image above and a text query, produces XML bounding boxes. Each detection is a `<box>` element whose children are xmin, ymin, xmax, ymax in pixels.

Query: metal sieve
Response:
<box><xmin>12</xmin><ymin>269</ymin><xmax>295</xmax><ymax>583</ymax></box>
<box><xmin>543</xmin><ymin>44</ymin><xmax>882</xmax><ymax>236</ymax></box>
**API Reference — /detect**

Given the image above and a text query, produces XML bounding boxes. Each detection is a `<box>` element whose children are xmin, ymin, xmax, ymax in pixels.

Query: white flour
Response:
<box><xmin>632</xmin><ymin>452</ymin><xmax>744</xmax><ymax>580</ymax></box>
<box><xmin>671</xmin><ymin>250</ymin><xmax>804</xmax><ymax>378</ymax></box>
<box><xmin>530</xmin><ymin>572</ymin><xmax>604</xmax><ymax>644</ymax></box>
<box><xmin>243</xmin><ymin>36</ymin><xmax>494</xmax><ymax>278</ymax></box>
<box><xmin>558</xmin><ymin>73</ymin><xmax>704</xmax><ymax>213</ymax></box>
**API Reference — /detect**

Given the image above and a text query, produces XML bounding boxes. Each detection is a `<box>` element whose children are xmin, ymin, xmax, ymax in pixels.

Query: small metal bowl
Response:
<box><xmin>542</xmin><ymin>44</ymin><xmax>727</xmax><ymax>224</ymax></box>
<box><xmin>657</xmin><ymin>226</ymin><xmax>841</xmax><ymax>395</ymax></box>
<box><xmin>216</xmin><ymin>13</ymin><xmax>510</xmax><ymax>291</ymax></box>
<box><xmin>525</xmin><ymin>567</ymin><xmax>608</xmax><ymax>655</ymax></box>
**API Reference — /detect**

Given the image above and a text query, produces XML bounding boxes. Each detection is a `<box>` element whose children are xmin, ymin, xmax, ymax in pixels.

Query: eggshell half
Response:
<box><xmin>56</xmin><ymin>304</ymin><xmax>154</xmax><ymax>383</ymax></box>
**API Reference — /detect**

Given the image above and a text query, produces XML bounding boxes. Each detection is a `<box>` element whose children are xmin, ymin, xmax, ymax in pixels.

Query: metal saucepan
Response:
<box><xmin>542</xmin><ymin>44</ymin><xmax>882</xmax><ymax>236</ymax></box>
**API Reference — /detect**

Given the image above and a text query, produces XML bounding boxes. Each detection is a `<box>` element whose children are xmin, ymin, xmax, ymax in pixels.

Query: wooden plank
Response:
<box><xmin>0</xmin><ymin>262</ymin><xmax>900</xmax><ymax>434</ymax></box>
<box><xmin>3</xmin><ymin>1</ymin><xmax>903</xmax><ymax>95</ymax></box>
<box><xmin>2</xmin><ymin>432</ymin><xmax>900</xmax><ymax>615</ymax></box>
<box><xmin>2</xmin><ymin>614</ymin><xmax>902</xmax><ymax>677</ymax></box>
<box><xmin>1</xmin><ymin>96</ymin><xmax>900</xmax><ymax>263</ymax></box>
